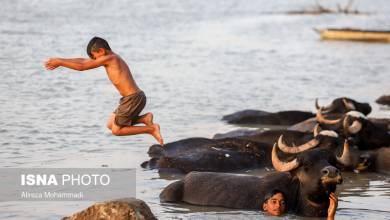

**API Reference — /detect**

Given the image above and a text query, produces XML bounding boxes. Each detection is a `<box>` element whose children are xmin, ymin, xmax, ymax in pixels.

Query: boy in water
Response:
<box><xmin>44</xmin><ymin>37</ymin><xmax>163</xmax><ymax>145</ymax></box>
<box><xmin>262</xmin><ymin>189</ymin><xmax>338</xmax><ymax>219</ymax></box>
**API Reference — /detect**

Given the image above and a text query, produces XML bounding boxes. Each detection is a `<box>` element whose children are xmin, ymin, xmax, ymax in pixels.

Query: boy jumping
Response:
<box><xmin>44</xmin><ymin>37</ymin><xmax>163</xmax><ymax>145</ymax></box>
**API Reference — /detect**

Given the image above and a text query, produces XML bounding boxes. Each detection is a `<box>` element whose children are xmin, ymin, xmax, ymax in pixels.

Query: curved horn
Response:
<box><xmin>315</xmin><ymin>98</ymin><xmax>320</xmax><ymax>110</ymax></box>
<box><xmin>315</xmin><ymin>98</ymin><xmax>336</xmax><ymax>113</ymax></box>
<box><xmin>272</xmin><ymin>144</ymin><xmax>300</xmax><ymax>172</ymax></box>
<box><xmin>342</xmin><ymin>98</ymin><xmax>356</xmax><ymax>111</ymax></box>
<box><xmin>313</xmin><ymin>124</ymin><xmax>321</xmax><ymax>137</ymax></box>
<box><xmin>277</xmin><ymin>135</ymin><xmax>320</xmax><ymax>154</ymax></box>
<box><xmin>337</xmin><ymin>140</ymin><xmax>351</xmax><ymax>166</ymax></box>
<box><xmin>343</xmin><ymin>116</ymin><xmax>362</xmax><ymax>134</ymax></box>
<box><xmin>316</xmin><ymin>107</ymin><xmax>341</xmax><ymax>125</ymax></box>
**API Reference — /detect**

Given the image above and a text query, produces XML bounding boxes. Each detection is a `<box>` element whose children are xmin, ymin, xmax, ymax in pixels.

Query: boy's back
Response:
<box><xmin>103</xmin><ymin>52</ymin><xmax>140</xmax><ymax>97</ymax></box>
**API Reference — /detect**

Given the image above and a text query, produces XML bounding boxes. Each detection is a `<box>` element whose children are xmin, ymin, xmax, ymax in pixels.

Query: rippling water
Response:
<box><xmin>0</xmin><ymin>0</ymin><xmax>389</xmax><ymax>219</ymax></box>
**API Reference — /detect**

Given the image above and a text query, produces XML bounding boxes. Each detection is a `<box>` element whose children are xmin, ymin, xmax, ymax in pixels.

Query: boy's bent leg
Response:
<box><xmin>111</xmin><ymin>123</ymin><xmax>152</xmax><ymax>136</ymax></box>
<box><xmin>111</xmin><ymin>123</ymin><xmax>164</xmax><ymax>145</ymax></box>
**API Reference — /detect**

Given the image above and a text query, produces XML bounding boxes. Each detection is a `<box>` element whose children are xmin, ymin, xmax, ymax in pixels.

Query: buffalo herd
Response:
<box><xmin>142</xmin><ymin>97</ymin><xmax>390</xmax><ymax>218</ymax></box>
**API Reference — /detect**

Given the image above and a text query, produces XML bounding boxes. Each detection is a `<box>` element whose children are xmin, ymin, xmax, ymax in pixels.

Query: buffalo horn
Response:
<box><xmin>272</xmin><ymin>143</ymin><xmax>300</xmax><ymax>172</ymax></box>
<box><xmin>316</xmin><ymin>107</ymin><xmax>341</xmax><ymax>125</ymax></box>
<box><xmin>343</xmin><ymin>116</ymin><xmax>362</xmax><ymax>134</ymax></box>
<box><xmin>315</xmin><ymin>98</ymin><xmax>336</xmax><ymax>113</ymax></box>
<box><xmin>277</xmin><ymin>135</ymin><xmax>320</xmax><ymax>154</ymax></box>
<box><xmin>342</xmin><ymin>98</ymin><xmax>356</xmax><ymax>111</ymax></box>
<box><xmin>336</xmin><ymin>140</ymin><xmax>351</xmax><ymax>166</ymax></box>
<box><xmin>313</xmin><ymin>124</ymin><xmax>321</xmax><ymax>136</ymax></box>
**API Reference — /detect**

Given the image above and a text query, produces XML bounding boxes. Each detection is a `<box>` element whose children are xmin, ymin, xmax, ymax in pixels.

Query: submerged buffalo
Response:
<box><xmin>222</xmin><ymin>97</ymin><xmax>371</xmax><ymax>127</ymax></box>
<box><xmin>288</xmin><ymin>97</ymin><xmax>373</xmax><ymax>132</ymax></box>
<box><xmin>222</xmin><ymin>110</ymin><xmax>314</xmax><ymax>126</ymax></box>
<box><xmin>142</xmin><ymin>128</ymin><xmax>348</xmax><ymax>174</ymax></box>
<box><xmin>160</xmin><ymin>143</ymin><xmax>347</xmax><ymax>217</ymax></box>
<box><xmin>315</xmin><ymin>97</ymin><xmax>372</xmax><ymax>116</ymax></box>
<box><xmin>316</xmin><ymin>110</ymin><xmax>390</xmax><ymax>150</ymax></box>
<box><xmin>355</xmin><ymin>147</ymin><xmax>390</xmax><ymax>174</ymax></box>
<box><xmin>239</xmin><ymin>127</ymin><xmax>345</xmax><ymax>153</ymax></box>
<box><xmin>141</xmin><ymin>137</ymin><xmax>274</xmax><ymax>173</ymax></box>
<box><xmin>239</xmin><ymin>129</ymin><xmax>316</xmax><ymax>147</ymax></box>
<box><xmin>289</xmin><ymin>116</ymin><xmax>390</xmax><ymax>133</ymax></box>
<box><xmin>376</xmin><ymin>95</ymin><xmax>390</xmax><ymax>106</ymax></box>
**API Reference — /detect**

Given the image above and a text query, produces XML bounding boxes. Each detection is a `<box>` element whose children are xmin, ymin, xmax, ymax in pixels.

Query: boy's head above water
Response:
<box><xmin>262</xmin><ymin>189</ymin><xmax>287</xmax><ymax>216</ymax></box>
<box><xmin>86</xmin><ymin>37</ymin><xmax>111</xmax><ymax>59</ymax></box>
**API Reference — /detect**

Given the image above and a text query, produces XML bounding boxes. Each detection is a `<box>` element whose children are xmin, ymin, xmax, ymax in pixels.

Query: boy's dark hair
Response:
<box><xmin>262</xmin><ymin>189</ymin><xmax>286</xmax><ymax>205</ymax></box>
<box><xmin>86</xmin><ymin>37</ymin><xmax>111</xmax><ymax>58</ymax></box>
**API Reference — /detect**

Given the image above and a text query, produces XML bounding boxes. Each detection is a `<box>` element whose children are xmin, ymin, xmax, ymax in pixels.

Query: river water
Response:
<box><xmin>0</xmin><ymin>0</ymin><xmax>389</xmax><ymax>219</ymax></box>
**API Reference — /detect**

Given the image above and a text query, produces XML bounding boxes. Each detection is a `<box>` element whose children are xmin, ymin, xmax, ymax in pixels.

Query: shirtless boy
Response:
<box><xmin>44</xmin><ymin>37</ymin><xmax>163</xmax><ymax>145</ymax></box>
<box><xmin>262</xmin><ymin>189</ymin><xmax>338</xmax><ymax>219</ymax></box>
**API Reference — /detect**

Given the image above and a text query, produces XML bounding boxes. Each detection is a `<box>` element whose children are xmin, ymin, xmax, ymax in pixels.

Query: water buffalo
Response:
<box><xmin>239</xmin><ymin>127</ymin><xmax>344</xmax><ymax>151</ymax></box>
<box><xmin>288</xmin><ymin>116</ymin><xmax>390</xmax><ymax>133</ymax></box>
<box><xmin>222</xmin><ymin>97</ymin><xmax>371</xmax><ymax>127</ymax></box>
<box><xmin>376</xmin><ymin>95</ymin><xmax>390</xmax><ymax>106</ymax></box>
<box><xmin>316</xmin><ymin>110</ymin><xmax>390</xmax><ymax>150</ymax></box>
<box><xmin>283</xmin><ymin>123</ymin><xmax>388</xmax><ymax>173</ymax></box>
<box><xmin>355</xmin><ymin>147</ymin><xmax>390</xmax><ymax>174</ymax></box>
<box><xmin>213</xmin><ymin>128</ymin><xmax>263</xmax><ymax>139</ymax></box>
<box><xmin>143</xmin><ymin>128</ymin><xmax>348</xmax><ymax>174</ymax></box>
<box><xmin>367</xmin><ymin>117</ymin><xmax>390</xmax><ymax>131</ymax></box>
<box><xmin>141</xmin><ymin>137</ymin><xmax>274</xmax><ymax>173</ymax></box>
<box><xmin>315</xmin><ymin>97</ymin><xmax>372</xmax><ymax>116</ymax></box>
<box><xmin>288</xmin><ymin>97</ymin><xmax>373</xmax><ymax>133</ymax></box>
<box><xmin>277</xmin><ymin>131</ymin><xmax>359</xmax><ymax>171</ymax></box>
<box><xmin>160</xmin><ymin>143</ymin><xmax>347</xmax><ymax>217</ymax></box>
<box><xmin>222</xmin><ymin>110</ymin><xmax>315</xmax><ymax>126</ymax></box>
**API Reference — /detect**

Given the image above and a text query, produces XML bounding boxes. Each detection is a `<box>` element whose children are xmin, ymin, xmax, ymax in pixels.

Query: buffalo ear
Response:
<box><xmin>141</xmin><ymin>158</ymin><xmax>159</xmax><ymax>169</ymax></box>
<box><xmin>140</xmin><ymin>161</ymin><xmax>149</xmax><ymax>168</ymax></box>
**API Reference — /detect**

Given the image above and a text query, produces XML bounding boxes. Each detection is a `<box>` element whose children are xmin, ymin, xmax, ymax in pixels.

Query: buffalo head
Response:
<box><xmin>315</xmin><ymin>97</ymin><xmax>371</xmax><ymax>116</ymax></box>
<box><xmin>272</xmin><ymin>142</ymin><xmax>345</xmax><ymax>216</ymax></box>
<box><xmin>316</xmin><ymin>109</ymin><xmax>390</xmax><ymax>150</ymax></box>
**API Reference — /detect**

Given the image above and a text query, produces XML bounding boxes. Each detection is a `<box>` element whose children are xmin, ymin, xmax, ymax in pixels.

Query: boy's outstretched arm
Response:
<box><xmin>44</xmin><ymin>56</ymin><xmax>113</xmax><ymax>71</ymax></box>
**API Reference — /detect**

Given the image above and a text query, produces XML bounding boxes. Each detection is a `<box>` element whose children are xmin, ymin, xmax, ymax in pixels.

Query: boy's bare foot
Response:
<box><xmin>151</xmin><ymin>124</ymin><xmax>164</xmax><ymax>146</ymax></box>
<box><xmin>144</xmin><ymin>112</ymin><xmax>154</xmax><ymax>126</ymax></box>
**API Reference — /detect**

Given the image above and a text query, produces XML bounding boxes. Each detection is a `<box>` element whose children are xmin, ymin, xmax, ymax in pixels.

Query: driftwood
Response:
<box><xmin>288</xmin><ymin>0</ymin><xmax>369</xmax><ymax>15</ymax></box>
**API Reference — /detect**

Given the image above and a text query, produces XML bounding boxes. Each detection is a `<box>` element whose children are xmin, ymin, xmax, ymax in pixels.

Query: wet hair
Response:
<box><xmin>262</xmin><ymin>189</ymin><xmax>286</xmax><ymax>205</ymax></box>
<box><xmin>86</xmin><ymin>37</ymin><xmax>111</xmax><ymax>58</ymax></box>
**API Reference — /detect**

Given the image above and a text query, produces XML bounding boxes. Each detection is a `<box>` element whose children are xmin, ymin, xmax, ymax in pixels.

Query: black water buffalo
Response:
<box><xmin>288</xmin><ymin>97</ymin><xmax>373</xmax><ymax>133</ymax></box>
<box><xmin>315</xmin><ymin>97</ymin><xmax>372</xmax><ymax>116</ymax></box>
<box><xmin>367</xmin><ymin>117</ymin><xmax>390</xmax><ymax>131</ymax></box>
<box><xmin>222</xmin><ymin>97</ymin><xmax>371</xmax><ymax>127</ymax></box>
<box><xmin>239</xmin><ymin>128</ymin><xmax>345</xmax><ymax>152</ymax></box>
<box><xmin>280</xmin><ymin>123</ymin><xmax>388</xmax><ymax>172</ymax></box>
<box><xmin>142</xmin><ymin>128</ymin><xmax>350</xmax><ymax>174</ymax></box>
<box><xmin>141</xmin><ymin>137</ymin><xmax>274</xmax><ymax>173</ymax></box>
<box><xmin>222</xmin><ymin>110</ymin><xmax>315</xmax><ymax>126</ymax></box>
<box><xmin>160</xmin><ymin>143</ymin><xmax>347</xmax><ymax>217</ymax></box>
<box><xmin>355</xmin><ymin>147</ymin><xmax>390</xmax><ymax>174</ymax></box>
<box><xmin>288</xmin><ymin>116</ymin><xmax>390</xmax><ymax>133</ymax></box>
<box><xmin>213</xmin><ymin>128</ymin><xmax>263</xmax><ymax>139</ymax></box>
<box><xmin>239</xmin><ymin>130</ymin><xmax>314</xmax><ymax>146</ymax></box>
<box><xmin>376</xmin><ymin>95</ymin><xmax>390</xmax><ymax>106</ymax></box>
<box><xmin>316</xmin><ymin>110</ymin><xmax>390</xmax><ymax>150</ymax></box>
